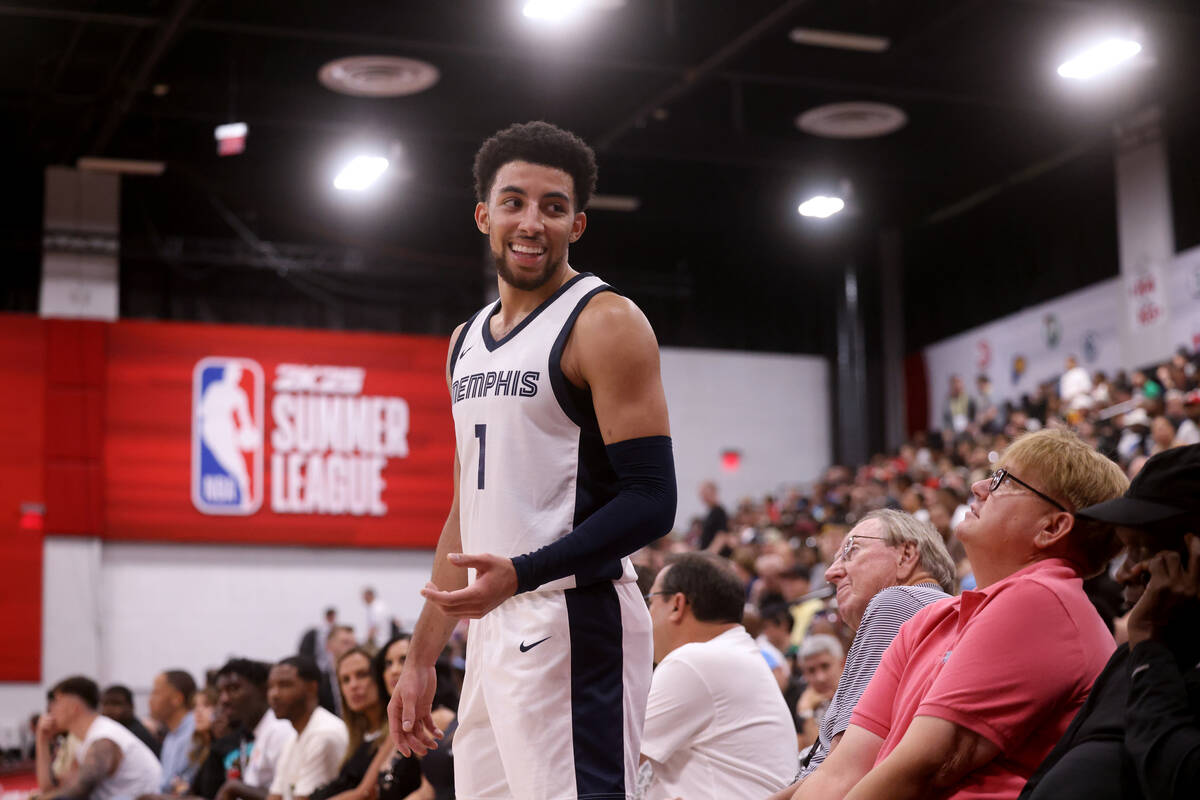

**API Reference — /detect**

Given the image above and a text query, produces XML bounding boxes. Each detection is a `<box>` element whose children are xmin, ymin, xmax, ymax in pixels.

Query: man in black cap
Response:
<box><xmin>1020</xmin><ymin>444</ymin><xmax>1200</xmax><ymax>800</ymax></box>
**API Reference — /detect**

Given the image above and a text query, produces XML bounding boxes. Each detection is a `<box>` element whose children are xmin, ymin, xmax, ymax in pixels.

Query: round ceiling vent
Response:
<box><xmin>795</xmin><ymin>102</ymin><xmax>907</xmax><ymax>139</ymax></box>
<box><xmin>318</xmin><ymin>55</ymin><xmax>440</xmax><ymax>98</ymax></box>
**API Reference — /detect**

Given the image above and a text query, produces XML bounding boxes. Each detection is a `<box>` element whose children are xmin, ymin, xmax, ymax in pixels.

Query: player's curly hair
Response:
<box><xmin>472</xmin><ymin>121</ymin><xmax>598</xmax><ymax>210</ymax></box>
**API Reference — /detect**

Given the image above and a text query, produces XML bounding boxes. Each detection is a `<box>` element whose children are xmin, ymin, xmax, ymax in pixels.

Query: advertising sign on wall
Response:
<box><xmin>106</xmin><ymin>320</ymin><xmax>455</xmax><ymax>548</ymax></box>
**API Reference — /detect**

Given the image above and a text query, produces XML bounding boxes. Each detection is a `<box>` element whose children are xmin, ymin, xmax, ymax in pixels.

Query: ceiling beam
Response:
<box><xmin>593</xmin><ymin>0</ymin><xmax>811</xmax><ymax>150</ymax></box>
<box><xmin>87</xmin><ymin>0</ymin><xmax>200</xmax><ymax>155</ymax></box>
<box><xmin>923</xmin><ymin>136</ymin><xmax>1102</xmax><ymax>226</ymax></box>
<box><xmin>0</xmin><ymin>4</ymin><xmax>158</xmax><ymax>27</ymax></box>
<box><xmin>716</xmin><ymin>69</ymin><xmax>1048</xmax><ymax>113</ymax></box>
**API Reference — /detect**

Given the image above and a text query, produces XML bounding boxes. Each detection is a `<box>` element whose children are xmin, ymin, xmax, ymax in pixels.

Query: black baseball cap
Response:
<box><xmin>1076</xmin><ymin>444</ymin><xmax>1200</xmax><ymax>528</ymax></box>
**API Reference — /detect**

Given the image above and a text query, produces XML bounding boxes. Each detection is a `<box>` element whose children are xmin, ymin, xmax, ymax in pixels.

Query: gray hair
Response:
<box><xmin>859</xmin><ymin>509</ymin><xmax>957</xmax><ymax>594</ymax></box>
<box><xmin>799</xmin><ymin>633</ymin><xmax>844</xmax><ymax>662</ymax></box>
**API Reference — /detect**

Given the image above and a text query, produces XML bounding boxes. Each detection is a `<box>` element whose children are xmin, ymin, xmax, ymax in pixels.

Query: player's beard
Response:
<box><xmin>492</xmin><ymin>244</ymin><xmax>564</xmax><ymax>292</ymax></box>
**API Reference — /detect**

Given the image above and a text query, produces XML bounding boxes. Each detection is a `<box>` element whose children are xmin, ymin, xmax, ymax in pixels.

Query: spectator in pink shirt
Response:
<box><xmin>795</xmin><ymin>428</ymin><xmax>1128</xmax><ymax>800</ymax></box>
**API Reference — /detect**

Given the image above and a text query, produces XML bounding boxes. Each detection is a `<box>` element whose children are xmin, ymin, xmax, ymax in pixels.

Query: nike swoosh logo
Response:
<box><xmin>459</xmin><ymin>345</ymin><xmax>473</xmax><ymax>359</ymax></box>
<box><xmin>519</xmin><ymin>636</ymin><xmax>551</xmax><ymax>652</ymax></box>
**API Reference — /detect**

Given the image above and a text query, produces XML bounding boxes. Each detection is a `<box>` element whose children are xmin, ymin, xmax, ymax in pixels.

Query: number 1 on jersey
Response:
<box><xmin>474</xmin><ymin>423</ymin><xmax>486</xmax><ymax>490</ymax></box>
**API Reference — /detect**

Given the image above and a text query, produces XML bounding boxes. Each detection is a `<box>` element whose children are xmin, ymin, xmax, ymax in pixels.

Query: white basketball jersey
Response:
<box><xmin>450</xmin><ymin>272</ymin><xmax>637</xmax><ymax>592</ymax></box>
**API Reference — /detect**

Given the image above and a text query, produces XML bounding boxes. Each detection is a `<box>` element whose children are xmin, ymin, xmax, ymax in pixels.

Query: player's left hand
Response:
<box><xmin>421</xmin><ymin>552</ymin><xmax>518</xmax><ymax>618</ymax></box>
<box><xmin>1127</xmin><ymin>533</ymin><xmax>1200</xmax><ymax>646</ymax></box>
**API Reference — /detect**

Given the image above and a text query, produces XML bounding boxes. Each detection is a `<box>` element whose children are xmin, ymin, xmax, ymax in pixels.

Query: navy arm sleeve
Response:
<box><xmin>1126</xmin><ymin>639</ymin><xmax>1200</xmax><ymax>800</ymax></box>
<box><xmin>510</xmin><ymin>435</ymin><xmax>676</xmax><ymax>593</ymax></box>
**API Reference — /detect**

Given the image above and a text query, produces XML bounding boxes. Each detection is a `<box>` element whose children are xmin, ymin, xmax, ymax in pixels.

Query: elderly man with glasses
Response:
<box><xmin>767</xmin><ymin>510</ymin><xmax>956</xmax><ymax>800</ymax></box>
<box><xmin>796</xmin><ymin>428</ymin><xmax>1129</xmax><ymax>800</ymax></box>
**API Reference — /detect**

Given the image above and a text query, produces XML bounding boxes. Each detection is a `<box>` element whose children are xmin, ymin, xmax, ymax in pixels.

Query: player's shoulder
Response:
<box><xmin>572</xmin><ymin>287</ymin><xmax>654</xmax><ymax>344</ymax></box>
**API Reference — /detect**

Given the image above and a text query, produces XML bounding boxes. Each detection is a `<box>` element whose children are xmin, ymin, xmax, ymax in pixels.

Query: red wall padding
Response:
<box><xmin>0</xmin><ymin>314</ymin><xmax>46</xmax><ymax>680</ymax></box>
<box><xmin>44</xmin><ymin>320</ymin><xmax>106</xmax><ymax>534</ymax></box>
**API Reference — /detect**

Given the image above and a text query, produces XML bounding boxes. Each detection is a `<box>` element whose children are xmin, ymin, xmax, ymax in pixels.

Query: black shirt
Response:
<box><xmin>699</xmin><ymin>504</ymin><xmax>729</xmax><ymax>550</ymax></box>
<box><xmin>1021</xmin><ymin>640</ymin><xmax>1200</xmax><ymax>800</ymax></box>
<box><xmin>311</xmin><ymin>735</ymin><xmax>420</xmax><ymax>800</ymax></box>
<box><xmin>188</xmin><ymin>733</ymin><xmax>241</xmax><ymax>800</ymax></box>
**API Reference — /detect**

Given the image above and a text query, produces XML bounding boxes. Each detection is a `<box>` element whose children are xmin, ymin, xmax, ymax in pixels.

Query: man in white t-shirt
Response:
<box><xmin>642</xmin><ymin>553</ymin><xmax>798</xmax><ymax>800</ymax></box>
<box><xmin>1060</xmin><ymin>355</ymin><xmax>1094</xmax><ymax>411</ymax></box>
<box><xmin>34</xmin><ymin>675</ymin><xmax>161</xmax><ymax>800</ymax></box>
<box><xmin>266</xmin><ymin>656</ymin><xmax>348</xmax><ymax>800</ymax></box>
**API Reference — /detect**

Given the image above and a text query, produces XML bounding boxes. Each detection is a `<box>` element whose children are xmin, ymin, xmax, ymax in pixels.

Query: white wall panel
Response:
<box><xmin>97</xmin><ymin>542</ymin><xmax>435</xmax><ymax>692</ymax></box>
<box><xmin>661</xmin><ymin>347</ymin><xmax>831</xmax><ymax>527</ymax></box>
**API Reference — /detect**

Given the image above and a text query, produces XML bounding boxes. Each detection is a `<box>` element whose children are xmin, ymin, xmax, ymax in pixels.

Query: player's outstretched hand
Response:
<box><xmin>387</xmin><ymin>662</ymin><xmax>443</xmax><ymax>757</ymax></box>
<box><xmin>1127</xmin><ymin>533</ymin><xmax>1200</xmax><ymax>646</ymax></box>
<box><xmin>420</xmin><ymin>552</ymin><xmax>518</xmax><ymax>619</ymax></box>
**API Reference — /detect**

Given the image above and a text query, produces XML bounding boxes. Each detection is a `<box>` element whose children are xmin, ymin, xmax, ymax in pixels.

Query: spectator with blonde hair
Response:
<box><xmin>797</xmin><ymin>428</ymin><xmax>1128</xmax><ymax>800</ymax></box>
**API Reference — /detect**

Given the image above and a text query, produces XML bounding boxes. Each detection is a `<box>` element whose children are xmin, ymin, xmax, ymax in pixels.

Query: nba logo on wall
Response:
<box><xmin>192</xmin><ymin>357</ymin><xmax>265</xmax><ymax>515</ymax></box>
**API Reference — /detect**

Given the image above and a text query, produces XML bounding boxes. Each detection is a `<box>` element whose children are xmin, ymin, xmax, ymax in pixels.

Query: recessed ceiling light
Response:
<box><xmin>798</xmin><ymin>196</ymin><xmax>845</xmax><ymax>218</ymax></box>
<box><xmin>523</xmin><ymin>0</ymin><xmax>581</xmax><ymax>20</ymax></box>
<box><xmin>334</xmin><ymin>156</ymin><xmax>389</xmax><ymax>191</ymax></box>
<box><xmin>795</xmin><ymin>102</ymin><xmax>907</xmax><ymax>139</ymax></box>
<box><xmin>522</xmin><ymin>0</ymin><xmax>624</xmax><ymax>22</ymax></box>
<box><xmin>789</xmin><ymin>27</ymin><xmax>889</xmax><ymax>52</ymax></box>
<box><xmin>318</xmin><ymin>56</ymin><xmax>439</xmax><ymax>98</ymax></box>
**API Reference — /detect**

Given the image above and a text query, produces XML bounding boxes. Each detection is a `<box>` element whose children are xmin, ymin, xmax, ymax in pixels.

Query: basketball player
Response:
<box><xmin>387</xmin><ymin>121</ymin><xmax>677</xmax><ymax>799</ymax></box>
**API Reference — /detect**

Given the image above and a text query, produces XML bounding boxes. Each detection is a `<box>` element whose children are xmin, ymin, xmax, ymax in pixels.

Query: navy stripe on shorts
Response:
<box><xmin>565</xmin><ymin>581</ymin><xmax>626</xmax><ymax>798</ymax></box>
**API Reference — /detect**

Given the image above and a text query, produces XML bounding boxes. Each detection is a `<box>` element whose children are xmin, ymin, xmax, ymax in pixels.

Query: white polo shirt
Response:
<box><xmin>641</xmin><ymin>626</ymin><xmax>798</xmax><ymax>800</ymax></box>
<box><xmin>268</xmin><ymin>706</ymin><xmax>348</xmax><ymax>800</ymax></box>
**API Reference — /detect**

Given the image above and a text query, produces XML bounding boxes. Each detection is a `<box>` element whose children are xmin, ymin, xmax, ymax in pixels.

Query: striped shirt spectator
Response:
<box><xmin>798</xmin><ymin>584</ymin><xmax>949</xmax><ymax>779</ymax></box>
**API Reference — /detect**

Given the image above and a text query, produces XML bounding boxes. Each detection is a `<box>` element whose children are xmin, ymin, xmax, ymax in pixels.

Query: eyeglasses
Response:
<box><xmin>837</xmin><ymin>534</ymin><xmax>890</xmax><ymax>564</ymax></box>
<box><xmin>644</xmin><ymin>591</ymin><xmax>673</xmax><ymax>606</ymax></box>
<box><xmin>988</xmin><ymin>467</ymin><xmax>1068</xmax><ymax>512</ymax></box>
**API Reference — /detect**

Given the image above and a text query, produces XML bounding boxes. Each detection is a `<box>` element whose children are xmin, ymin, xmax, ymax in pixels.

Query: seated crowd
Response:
<box><xmin>32</xmin><ymin>633</ymin><xmax>457</xmax><ymax>800</ymax></box>
<box><xmin>29</xmin><ymin>346</ymin><xmax>1200</xmax><ymax>800</ymax></box>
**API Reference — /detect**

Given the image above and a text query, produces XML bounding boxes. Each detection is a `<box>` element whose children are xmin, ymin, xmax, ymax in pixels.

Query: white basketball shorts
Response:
<box><xmin>454</xmin><ymin>579</ymin><xmax>652</xmax><ymax>800</ymax></box>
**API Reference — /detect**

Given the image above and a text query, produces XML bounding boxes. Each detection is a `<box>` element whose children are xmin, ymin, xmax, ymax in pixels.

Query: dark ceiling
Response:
<box><xmin>2</xmin><ymin>0</ymin><xmax>1199</xmax><ymax>354</ymax></box>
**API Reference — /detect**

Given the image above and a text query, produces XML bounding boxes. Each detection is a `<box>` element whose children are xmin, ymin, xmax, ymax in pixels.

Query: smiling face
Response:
<box><xmin>823</xmin><ymin>519</ymin><xmax>902</xmax><ymax>630</ymax></box>
<box><xmin>337</xmin><ymin>652</ymin><xmax>379</xmax><ymax>715</ymax></box>
<box><xmin>475</xmin><ymin>160</ymin><xmax>586</xmax><ymax>292</ymax></box>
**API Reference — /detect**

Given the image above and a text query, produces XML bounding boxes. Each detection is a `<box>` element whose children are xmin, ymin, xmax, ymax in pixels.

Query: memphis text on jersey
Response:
<box><xmin>193</xmin><ymin>359</ymin><xmax>409</xmax><ymax>517</ymax></box>
<box><xmin>450</xmin><ymin>370</ymin><xmax>540</xmax><ymax>404</ymax></box>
